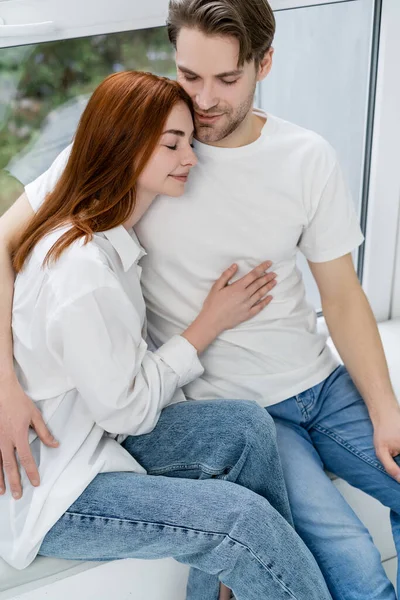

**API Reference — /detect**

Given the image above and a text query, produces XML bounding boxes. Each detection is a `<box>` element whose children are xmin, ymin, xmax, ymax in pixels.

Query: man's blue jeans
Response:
<box><xmin>39</xmin><ymin>400</ymin><xmax>331</xmax><ymax>600</ymax></box>
<box><xmin>268</xmin><ymin>365</ymin><xmax>400</xmax><ymax>600</ymax></box>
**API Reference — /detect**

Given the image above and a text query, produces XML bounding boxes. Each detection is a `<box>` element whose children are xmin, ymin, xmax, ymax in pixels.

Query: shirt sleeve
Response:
<box><xmin>47</xmin><ymin>281</ymin><xmax>204</xmax><ymax>436</ymax></box>
<box><xmin>298</xmin><ymin>160</ymin><xmax>364</xmax><ymax>263</ymax></box>
<box><xmin>25</xmin><ymin>144</ymin><xmax>73</xmax><ymax>212</ymax></box>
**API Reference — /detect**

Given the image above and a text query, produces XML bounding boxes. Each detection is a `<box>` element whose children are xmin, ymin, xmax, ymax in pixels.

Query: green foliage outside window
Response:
<box><xmin>0</xmin><ymin>27</ymin><xmax>175</xmax><ymax>214</ymax></box>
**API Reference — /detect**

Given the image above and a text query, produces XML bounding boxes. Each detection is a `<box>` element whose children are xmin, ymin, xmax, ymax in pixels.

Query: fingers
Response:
<box><xmin>32</xmin><ymin>411</ymin><xmax>59</xmax><ymax>449</ymax></box>
<box><xmin>214</xmin><ymin>264</ymin><xmax>238</xmax><ymax>290</ymax></box>
<box><xmin>1</xmin><ymin>443</ymin><xmax>22</xmax><ymax>499</ymax></box>
<box><xmin>16</xmin><ymin>435</ymin><xmax>41</xmax><ymax>489</ymax></box>
<box><xmin>246</xmin><ymin>272</ymin><xmax>277</xmax><ymax>300</ymax></box>
<box><xmin>237</xmin><ymin>261</ymin><xmax>272</xmax><ymax>288</ymax></box>
<box><xmin>248</xmin><ymin>281</ymin><xmax>276</xmax><ymax>306</ymax></box>
<box><xmin>377</xmin><ymin>447</ymin><xmax>400</xmax><ymax>482</ymax></box>
<box><xmin>249</xmin><ymin>294</ymin><xmax>273</xmax><ymax>317</ymax></box>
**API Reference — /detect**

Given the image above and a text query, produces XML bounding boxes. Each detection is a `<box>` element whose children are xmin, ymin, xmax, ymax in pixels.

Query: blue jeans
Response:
<box><xmin>39</xmin><ymin>400</ymin><xmax>331</xmax><ymax>600</ymax></box>
<box><xmin>268</xmin><ymin>365</ymin><xmax>400</xmax><ymax>600</ymax></box>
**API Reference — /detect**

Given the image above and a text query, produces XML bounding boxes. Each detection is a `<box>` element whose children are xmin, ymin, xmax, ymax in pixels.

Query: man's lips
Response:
<box><xmin>195</xmin><ymin>112</ymin><xmax>224</xmax><ymax>123</ymax></box>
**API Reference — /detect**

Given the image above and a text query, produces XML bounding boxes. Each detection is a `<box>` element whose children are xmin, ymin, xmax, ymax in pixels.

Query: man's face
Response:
<box><xmin>175</xmin><ymin>28</ymin><xmax>260</xmax><ymax>144</ymax></box>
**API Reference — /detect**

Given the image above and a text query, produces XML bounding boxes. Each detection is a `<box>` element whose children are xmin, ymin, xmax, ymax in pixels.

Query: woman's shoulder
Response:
<box><xmin>34</xmin><ymin>228</ymin><xmax>121</xmax><ymax>305</ymax></box>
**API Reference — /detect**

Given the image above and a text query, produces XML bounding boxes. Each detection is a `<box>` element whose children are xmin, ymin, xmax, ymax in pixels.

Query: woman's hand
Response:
<box><xmin>183</xmin><ymin>261</ymin><xmax>276</xmax><ymax>353</ymax></box>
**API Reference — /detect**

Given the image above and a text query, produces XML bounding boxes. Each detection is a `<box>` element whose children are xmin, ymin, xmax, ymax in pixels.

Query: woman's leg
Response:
<box><xmin>39</xmin><ymin>471</ymin><xmax>332</xmax><ymax>600</ymax></box>
<box><xmin>122</xmin><ymin>399</ymin><xmax>295</xmax><ymax>599</ymax></box>
<box><xmin>122</xmin><ymin>399</ymin><xmax>293</xmax><ymax>521</ymax></box>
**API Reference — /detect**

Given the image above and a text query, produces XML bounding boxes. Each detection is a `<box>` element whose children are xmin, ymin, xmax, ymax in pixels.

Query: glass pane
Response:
<box><xmin>0</xmin><ymin>27</ymin><xmax>175</xmax><ymax>215</ymax></box>
<box><xmin>262</xmin><ymin>0</ymin><xmax>375</xmax><ymax>310</ymax></box>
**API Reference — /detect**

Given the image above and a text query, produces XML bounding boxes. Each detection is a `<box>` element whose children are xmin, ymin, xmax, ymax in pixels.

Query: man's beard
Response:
<box><xmin>194</xmin><ymin>88</ymin><xmax>256</xmax><ymax>144</ymax></box>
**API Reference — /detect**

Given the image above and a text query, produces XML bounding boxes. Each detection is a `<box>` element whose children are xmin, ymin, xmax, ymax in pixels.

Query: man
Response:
<box><xmin>0</xmin><ymin>0</ymin><xmax>399</xmax><ymax>598</ymax></box>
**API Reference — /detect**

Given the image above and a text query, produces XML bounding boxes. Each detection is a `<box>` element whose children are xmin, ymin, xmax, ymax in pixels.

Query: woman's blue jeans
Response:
<box><xmin>39</xmin><ymin>399</ymin><xmax>331</xmax><ymax>600</ymax></box>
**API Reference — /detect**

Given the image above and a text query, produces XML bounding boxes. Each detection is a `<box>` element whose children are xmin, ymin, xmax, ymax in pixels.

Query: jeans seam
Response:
<box><xmin>146</xmin><ymin>463</ymin><xmax>232</xmax><ymax>477</ymax></box>
<box><xmin>62</xmin><ymin>511</ymin><xmax>299</xmax><ymax>599</ymax></box>
<box><xmin>313</xmin><ymin>424</ymin><xmax>389</xmax><ymax>476</ymax></box>
<box><xmin>295</xmin><ymin>395</ymin><xmax>309</xmax><ymax>421</ymax></box>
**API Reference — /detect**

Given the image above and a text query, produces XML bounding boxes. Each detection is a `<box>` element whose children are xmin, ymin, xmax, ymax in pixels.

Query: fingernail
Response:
<box><xmin>32</xmin><ymin>479</ymin><xmax>40</xmax><ymax>486</ymax></box>
<box><xmin>12</xmin><ymin>492</ymin><xmax>21</xmax><ymax>499</ymax></box>
<box><xmin>396</xmin><ymin>474</ymin><xmax>400</xmax><ymax>483</ymax></box>
<box><xmin>51</xmin><ymin>438</ymin><xmax>59</xmax><ymax>446</ymax></box>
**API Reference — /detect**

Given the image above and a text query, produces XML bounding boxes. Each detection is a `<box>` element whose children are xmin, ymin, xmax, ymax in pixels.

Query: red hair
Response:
<box><xmin>13</xmin><ymin>71</ymin><xmax>194</xmax><ymax>272</ymax></box>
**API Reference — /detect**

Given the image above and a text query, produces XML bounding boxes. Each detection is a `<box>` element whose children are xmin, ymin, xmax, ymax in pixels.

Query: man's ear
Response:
<box><xmin>257</xmin><ymin>47</ymin><xmax>274</xmax><ymax>83</ymax></box>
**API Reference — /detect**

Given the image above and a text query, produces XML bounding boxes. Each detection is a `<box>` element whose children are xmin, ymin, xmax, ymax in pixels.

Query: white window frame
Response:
<box><xmin>0</xmin><ymin>0</ymin><xmax>360</xmax><ymax>49</ymax></box>
<box><xmin>361</xmin><ymin>0</ymin><xmax>400</xmax><ymax>321</ymax></box>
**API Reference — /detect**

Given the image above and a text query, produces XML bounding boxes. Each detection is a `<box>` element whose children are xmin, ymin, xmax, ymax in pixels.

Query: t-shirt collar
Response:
<box><xmin>102</xmin><ymin>225</ymin><xmax>146</xmax><ymax>272</ymax></box>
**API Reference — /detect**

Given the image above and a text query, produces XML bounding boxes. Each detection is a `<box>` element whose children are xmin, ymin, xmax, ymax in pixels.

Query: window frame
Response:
<box><xmin>361</xmin><ymin>0</ymin><xmax>400</xmax><ymax>320</ymax></box>
<box><xmin>0</xmin><ymin>0</ymin><xmax>362</xmax><ymax>50</ymax></box>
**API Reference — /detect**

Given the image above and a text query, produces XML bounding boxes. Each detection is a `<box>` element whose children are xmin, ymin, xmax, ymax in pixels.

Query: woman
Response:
<box><xmin>1</xmin><ymin>71</ymin><xmax>331</xmax><ymax>600</ymax></box>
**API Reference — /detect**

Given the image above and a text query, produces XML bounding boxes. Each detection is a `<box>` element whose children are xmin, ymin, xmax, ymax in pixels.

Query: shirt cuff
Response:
<box><xmin>155</xmin><ymin>335</ymin><xmax>204</xmax><ymax>387</ymax></box>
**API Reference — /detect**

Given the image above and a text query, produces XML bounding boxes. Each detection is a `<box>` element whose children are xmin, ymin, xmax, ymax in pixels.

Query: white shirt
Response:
<box><xmin>24</xmin><ymin>110</ymin><xmax>364</xmax><ymax>407</ymax></box>
<box><xmin>1</xmin><ymin>224</ymin><xmax>203</xmax><ymax>569</ymax></box>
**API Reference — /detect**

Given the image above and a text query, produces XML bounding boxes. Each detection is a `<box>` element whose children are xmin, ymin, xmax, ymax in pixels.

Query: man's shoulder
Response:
<box><xmin>266</xmin><ymin>113</ymin><xmax>335</xmax><ymax>158</ymax></box>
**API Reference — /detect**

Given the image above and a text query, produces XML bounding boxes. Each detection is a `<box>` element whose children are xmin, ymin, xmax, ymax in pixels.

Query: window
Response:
<box><xmin>0</xmin><ymin>27</ymin><xmax>175</xmax><ymax>215</ymax></box>
<box><xmin>261</xmin><ymin>0</ymin><xmax>376</xmax><ymax>310</ymax></box>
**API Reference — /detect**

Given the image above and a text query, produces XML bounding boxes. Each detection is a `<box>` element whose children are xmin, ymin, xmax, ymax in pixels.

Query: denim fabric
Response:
<box><xmin>39</xmin><ymin>399</ymin><xmax>331</xmax><ymax>600</ymax></box>
<box><xmin>268</xmin><ymin>365</ymin><xmax>400</xmax><ymax>600</ymax></box>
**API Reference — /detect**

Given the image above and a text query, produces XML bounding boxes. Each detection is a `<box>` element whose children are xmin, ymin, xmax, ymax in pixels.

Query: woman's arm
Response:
<box><xmin>0</xmin><ymin>194</ymin><xmax>58</xmax><ymax>500</ymax></box>
<box><xmin>49</xmin><ymin>259</ymin><xmax>275</xmax><ymax>437</ymax></box>
<box><xmin>49</xmin><ymin>281</ymin><xmax>204</xmax><ymax>437</ymax></box>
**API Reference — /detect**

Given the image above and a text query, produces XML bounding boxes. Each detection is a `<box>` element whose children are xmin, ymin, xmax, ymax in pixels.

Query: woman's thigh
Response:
<box><xmin>121</xmin><ymin>399</ymin><xmax>276</xmax><ymax>479</ymax></box>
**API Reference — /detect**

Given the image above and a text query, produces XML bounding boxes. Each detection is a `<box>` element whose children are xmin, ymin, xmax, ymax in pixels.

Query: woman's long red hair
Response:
<box><xmin>12</xmin><ymin>71</ymin><xmax>194</xmax><ymax>272</ymax></box>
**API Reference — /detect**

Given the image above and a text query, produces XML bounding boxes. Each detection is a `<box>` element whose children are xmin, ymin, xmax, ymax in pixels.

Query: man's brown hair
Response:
<box><xmin>167</xmin><ymin>0</ymin><xmax>276</xmax><ymax>67</ymax></box>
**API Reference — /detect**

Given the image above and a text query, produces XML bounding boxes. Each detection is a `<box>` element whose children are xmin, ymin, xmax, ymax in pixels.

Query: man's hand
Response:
<box><xmin>373</xmin><ymin>405</ymin><xmax>400</xmax><ymax>482</ymax></box>
<box><xmin>0</xmin><ymin>375</ymin><xmax>59</xmax><ymax>499</ymax></box>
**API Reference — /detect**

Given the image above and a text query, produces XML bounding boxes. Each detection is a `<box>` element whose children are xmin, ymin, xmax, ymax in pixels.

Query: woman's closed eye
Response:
<box><xmin>166</xmin><ymin>143</ymin><xmax>195</xmax><ymax>151</ymax></box>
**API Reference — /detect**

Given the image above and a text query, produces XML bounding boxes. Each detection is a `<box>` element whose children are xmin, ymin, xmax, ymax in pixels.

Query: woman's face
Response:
<box><xmin>134</xmin><ymin>102</ymin><xmax>197</xmax><ymax>217</ymax></box>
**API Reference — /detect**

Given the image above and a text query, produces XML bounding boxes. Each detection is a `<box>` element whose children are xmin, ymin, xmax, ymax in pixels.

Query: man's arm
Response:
<box><xmin>0</xmin><ymin>194</ymin><xmax>58</xmax><ymax>499</ymax></box>
<box><xmin>309</xmin><ymin>253</ymin><xmax>400</xmax><ymax>481</ymax></box>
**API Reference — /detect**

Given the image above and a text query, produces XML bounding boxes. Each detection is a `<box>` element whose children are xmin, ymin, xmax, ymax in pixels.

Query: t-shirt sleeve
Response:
<box><xmin>298</xmin><ymin>160</ymin><xmax>364</xmax><ymax>263</ymax></box>
<box><xmin>24</xmin><ymin>144</ymin><xmax>73</xmax><ymax>213</ymax></box>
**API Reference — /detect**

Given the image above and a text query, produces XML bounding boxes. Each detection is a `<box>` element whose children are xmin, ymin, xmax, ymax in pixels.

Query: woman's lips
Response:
<box><xmin>170</xmin><ymin>174</ymin><xmax>188</xmax><ymax>182</ymax></box>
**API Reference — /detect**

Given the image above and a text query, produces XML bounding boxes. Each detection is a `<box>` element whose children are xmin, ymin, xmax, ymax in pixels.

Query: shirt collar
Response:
<box><xmin>102</xmin><ymin>225</ymin><xmax>146</xmax><ymax>272</ymax></box>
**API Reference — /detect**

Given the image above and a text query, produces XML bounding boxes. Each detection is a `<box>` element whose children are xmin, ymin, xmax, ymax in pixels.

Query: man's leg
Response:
<box><xmin>39</xmin><ymin>470</ymin><xmax>333</xmax><ymax>600</ymax></box>
<box><xmin>121</xmin><ymin>399</ymin><xmax>294</xmax><ymax>598</ymax></box>
<box><xmin>308</xmin><ymin>366</ymin><xmax>400</xmax><ymax>595</ymax></box>
<box><xmin>268</xmin><ymin>366</ymin><xmax>398</xmax><ymax>600</ymax></box>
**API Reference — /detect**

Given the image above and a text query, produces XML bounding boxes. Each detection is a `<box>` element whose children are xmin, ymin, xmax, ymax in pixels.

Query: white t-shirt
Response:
<box><xmin>25</xmin><ymin>110</ymin><xmax>364</xmax><ymax>407</ymax></box>
<box><xmin>2</xmin><ymin>224</ymin><xmax>202</xmax><ymax>569</ymax></box>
